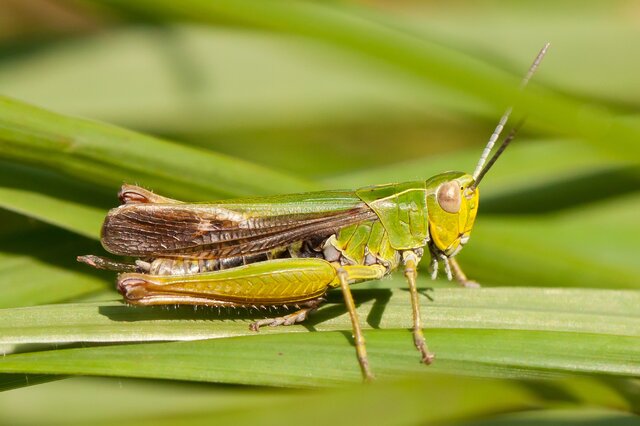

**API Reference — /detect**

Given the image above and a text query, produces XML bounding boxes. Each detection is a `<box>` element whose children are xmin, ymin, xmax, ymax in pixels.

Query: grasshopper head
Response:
<box><xmin>422</xmin><ymin>44</ymin><xmax>549</xmax><ymax>259</ymax></box>
<box><xmin>425</xmin><ymin>172</ymin><xmax>479</xmax><ymax>256</ymax></box>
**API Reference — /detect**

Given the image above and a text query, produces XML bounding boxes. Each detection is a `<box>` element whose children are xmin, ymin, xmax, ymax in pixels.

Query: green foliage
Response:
<box><xmin>0</xmin><ymin>1</ymin><xmax>638</xmax><ymax>425</ymax></box>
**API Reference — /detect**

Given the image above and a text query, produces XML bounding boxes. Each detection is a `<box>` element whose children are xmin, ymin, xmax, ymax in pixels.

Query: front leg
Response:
<box><xmin>402</xmin><ymin>251</ymin><xmax>435</xmax><ymax>364</ymax></box>
<box><xmin>449</xmin><ymin>257</ymin><xmax>480</xmax><ymax>288</ymax></box>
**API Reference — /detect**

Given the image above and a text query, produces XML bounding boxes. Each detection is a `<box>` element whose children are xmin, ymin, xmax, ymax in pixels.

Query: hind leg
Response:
<box><xmin>249</xmin><ymin>299</ymin><xmax>323</xmax><ymax>331</ymax></box>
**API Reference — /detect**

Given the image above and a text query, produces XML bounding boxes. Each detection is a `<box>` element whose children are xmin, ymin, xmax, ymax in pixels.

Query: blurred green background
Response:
<box><xmin>0</xmin><ymin>0</ymin><xmax>639</xmax><ymax>425</ymax></box>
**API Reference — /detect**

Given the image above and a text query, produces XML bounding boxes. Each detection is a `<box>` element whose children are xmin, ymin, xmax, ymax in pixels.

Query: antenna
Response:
<box><xmin>472</xmin><ymin>43</ymin><xmax>550</xmax><ymax>181</ymax></box>
<box><xmin>471</xmin><ymin>119</ymin><xmax>524</xmax><ymax>189</ymax></box>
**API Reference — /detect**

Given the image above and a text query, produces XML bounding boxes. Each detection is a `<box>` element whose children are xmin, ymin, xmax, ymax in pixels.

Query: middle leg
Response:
<box><xmin>403</xmin><ymin>251</ymin><xmax>435</xmax><ymax>364</ymax></box>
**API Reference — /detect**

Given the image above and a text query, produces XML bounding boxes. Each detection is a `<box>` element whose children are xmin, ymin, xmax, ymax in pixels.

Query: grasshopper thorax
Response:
<box><xmin>425</xmin><ymin>172</ymin><xmax>479</xmax><ymax>257</ymax></box>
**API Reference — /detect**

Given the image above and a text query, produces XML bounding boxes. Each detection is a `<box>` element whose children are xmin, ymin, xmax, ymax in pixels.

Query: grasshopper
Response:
<box><xmin>79</xmin><ymin>45</ymin><xmax>549</xmax><ymax>381</ymax></box>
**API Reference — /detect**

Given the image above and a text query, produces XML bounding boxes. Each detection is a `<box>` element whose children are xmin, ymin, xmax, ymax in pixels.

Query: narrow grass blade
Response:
<box><xmin>0</xmin><ymin>287</ymin><xmax>638</xmax><ymax>344</ymax></box>
<box><xmin>0</xmin><ymin>211</ymin><xmax>110</xmax><ymax>308</ymax></box>
<box><xmin>0</xmin><ymin>96</ymin><xmax>317</xmax><ymax>201</ymax></box>
<box><xmin>94</xmin><ymin>0</ymin><xmax>640</xmax><ymax>158</ymax></box>
<box><xmin>0</xmin><ymin>285</ymin><xmax>638</xmax><ymax>387</ymax></box>
<box><xmin>0</xmin><ymin>375</ymin><xmax>636</xmax><ymax>425</ymax></box>
<box><xmin>0</xmin><ymin>161</ymin><xmax>110</xmax><ymax>239</ymax></box>
<box><xmin>0</xmin><ymin>374</ymin><xmax>59</xmax><ymax>392</ymax></box>
<box><xmin>453</xmin><ymin>408</ymin><xmax>640</xmax><ymax>426</ymax></box>
<box><xmin>463</xmin><ymin>193</ymin><xmax>640</xmax><ymax>289</ymax></box>
<box><xmin>0</xmin><ymin>328</ymin><xmax>638</xmax><ymax>387</ymax></box>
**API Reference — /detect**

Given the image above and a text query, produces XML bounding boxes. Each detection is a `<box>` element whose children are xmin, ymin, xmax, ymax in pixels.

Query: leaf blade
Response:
<box><xmin>0</xmin><ymin>95</ymin><xmax>317</xmax><ymax>203</ymax></box>
<box><xmin>0</xmin><ymin>328</ymin><xmax>638</xmax><ymax>388</ymax></box>
<box><xmin>0</xmin><ymin>287</ymin><xmax>638</xmax><ymax>344</ymax></box>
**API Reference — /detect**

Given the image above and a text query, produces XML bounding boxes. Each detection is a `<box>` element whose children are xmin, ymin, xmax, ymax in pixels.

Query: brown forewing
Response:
<box><xmin>101</xmin><ymin>203</ymin><xmax>377</xmax><ymax>259</ymax></box>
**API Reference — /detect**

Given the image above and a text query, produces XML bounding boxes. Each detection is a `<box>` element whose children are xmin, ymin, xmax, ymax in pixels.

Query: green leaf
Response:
<box><xmin>0</xmin><ymin>211</ymin><xmax>110</xmax><ymax>308</ymax></box>
<box><xmin>0</xmin><ymin>95</ymin><xmax>317</xmax><ymax>202</ymax></box>
<box><xmin>387</xmin><ymin>2</ymin><xmax>640</xmax><ymax>108</ymax></box>
<box><xmin>0</xmin><ymin>161</ymin><xmax>110</xmax><ymax>239</ymax></box>
<box><xmin>0</xmin><ymin>286</ymin><xmax>638</xmax><ymax>387</ymax></box>
<box><xmin>0</xmin><ymin>328</ymin><xmax>638</xmax><ymax>387</ymax></box>
<box><xmin>0</xmin><ymin>286</ymin><xmax>637</xmax><ymax>344</ymax></box>
<box><xmin>322</xmin><ymin>139</ymin><xmax>633</xmax><ymax>196</ymax></box>
<box><xmin>93</xmin><ymin>0</ymin><xmax>640</xmax><ymax>159</ymax></box>
<box><xmin>454</xmin><ymin>408</ymin><xmax>640</xmax><ymax>426</ymax></box>
<box><xmin>0</xmin><ymin>374</ymin><xmax>59</xmax><ymax>393</ymax></box>
<box><xmin>463</xmin><ymin>193</ymin><xmax>640</xmax><ymax>288</ymax></box>
<box><xmin>0</xmin><ymin>375</ymin><xmax>636</xmax><ymax>425</ymax></box>
<box><xmin>0</xmin><ymin>26</ymin><xmax>454</xmax><ymax>135</ymax></box>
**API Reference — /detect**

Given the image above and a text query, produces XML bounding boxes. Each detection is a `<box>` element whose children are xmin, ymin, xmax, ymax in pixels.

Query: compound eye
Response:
<box><xmin>437</xmin><ymin>181</ymin><xmax>461</xmax><ymax>214</ymax></box>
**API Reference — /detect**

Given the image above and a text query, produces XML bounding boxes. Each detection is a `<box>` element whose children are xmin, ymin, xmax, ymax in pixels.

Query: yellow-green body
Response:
<box><xmin>109</xmin><ymin>172</ymin><xmax>479</xmax><ymax>308</ymax></box>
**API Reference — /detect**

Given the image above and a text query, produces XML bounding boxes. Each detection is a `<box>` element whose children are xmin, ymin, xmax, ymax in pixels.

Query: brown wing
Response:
<box><xmin>101</xmin><ymin>197</ymin><xmax>377</xmax><ymax>259</ymax></box>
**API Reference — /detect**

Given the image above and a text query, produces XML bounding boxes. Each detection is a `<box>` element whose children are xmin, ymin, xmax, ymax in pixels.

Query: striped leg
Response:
<box><xmin>337</xmin><ymin>268</ymin><xmax>372</xmax><ymax>381</ymax></box>
<box><xmin>403</xmin><ymin>251</ymin><xmax>435</xmax><ymax>364</ymax></box>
